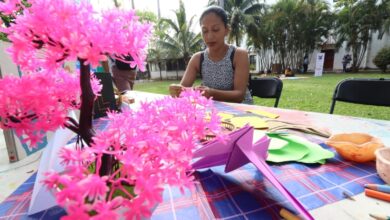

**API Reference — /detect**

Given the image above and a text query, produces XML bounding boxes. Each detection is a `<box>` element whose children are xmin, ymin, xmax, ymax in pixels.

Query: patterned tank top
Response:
<box><xmin>201</xmin><ymin>45</ymin><xmax>253</xmax><ymax>104</ymax></box>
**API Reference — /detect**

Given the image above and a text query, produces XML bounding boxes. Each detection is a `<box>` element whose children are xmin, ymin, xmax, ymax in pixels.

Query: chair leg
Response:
<box><xmin>274</xmin><ymin>98</ymin><xmax>280</xmax><ymax>108</ymax></box>
<box><xmin>329</xmin><ymin>100</ymin><xmax>336</xmax><ymax>114</ymax></box>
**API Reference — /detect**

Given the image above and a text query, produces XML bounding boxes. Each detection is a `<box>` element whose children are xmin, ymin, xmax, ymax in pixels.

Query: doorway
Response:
<box><xmin>321</xmin><ymin>49</ymin><xmax>335</xmax><ymax>71</ymax></box>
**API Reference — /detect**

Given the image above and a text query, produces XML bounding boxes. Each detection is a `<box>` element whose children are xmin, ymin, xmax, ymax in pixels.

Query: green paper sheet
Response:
<box><xmin>267</xmin><ymin>141</ymin><xmax>309</xmax><ymax>162</ymax></box>
<box><xmin>266</xmin><ymin>133</ymin><xmax>334</xmax><ymax>164</ymax></box>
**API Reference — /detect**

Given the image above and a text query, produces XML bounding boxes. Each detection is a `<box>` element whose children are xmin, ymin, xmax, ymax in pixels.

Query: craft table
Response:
<box><xmin>1</xmin><ymin>91</ymin><xmax>389</xmax><ymax>220</ymax></box>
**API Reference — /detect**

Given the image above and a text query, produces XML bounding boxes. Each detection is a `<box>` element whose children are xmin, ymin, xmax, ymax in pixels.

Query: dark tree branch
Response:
<box><xmin>66</xmin><ymin>116</ymin><xmax>79</xmax><ymax>128</ymax></box>
<box><xmin>64</xmin><ymin>122</ymin><xmax>79</xmax><ymax>134</ymax></box>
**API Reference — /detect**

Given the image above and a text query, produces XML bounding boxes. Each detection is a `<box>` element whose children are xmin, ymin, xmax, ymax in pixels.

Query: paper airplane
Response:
<box><xmin>192</xmin><ymin>125</ymin><xmax>314</xmax><ymax>220</ymax></box>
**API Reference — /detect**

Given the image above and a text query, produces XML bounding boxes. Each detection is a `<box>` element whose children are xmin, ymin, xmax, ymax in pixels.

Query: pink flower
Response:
<box><xmin>60</xmin><ymin>204</ymin><xmax>90</xmax><ymax>220</ymax></box>
<box><xmin>0</xmin><ymin>0</ymin><xmax>23</xmax><ymax>15</ymax></box>
<box><xmin>122</xmin><ymin>198</ymin><xmax>153</xmax><ymax>220</ymax></box>
<box><xmin>78</xmin><ymin>175</ymin><xmax>108</xmax><ymax>200</ymax></box>
<box><xmin>59</xmin><ymin>146</ymin><xmax>94</xmax><ymax>165</ymax></box>
<box><xmin>91</xmin><ymin>197</ymin><xmax>123</xmax><ymax>220</ymax></box>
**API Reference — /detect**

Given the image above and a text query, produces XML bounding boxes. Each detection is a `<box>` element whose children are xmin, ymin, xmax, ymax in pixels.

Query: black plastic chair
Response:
<box><xmin>93</xmin><ymin>72</ymin><xmax>118</xmax><ymax>119</ymax></box>
<box><xmin>249</xmin><ymin>77</ymin><xmax>283</xmax><ymax>107</ymax></box>
<box><xmin>330</xmin><ymin>78</ymin><xmax>390</xmax><ymax>114</ymax></box>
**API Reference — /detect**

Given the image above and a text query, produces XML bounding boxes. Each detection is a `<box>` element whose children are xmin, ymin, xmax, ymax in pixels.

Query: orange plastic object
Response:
<box><xmin>325</xmin><ymin>133</ymin><xmax>384</xmax><ymax>162</ymax></box>
<box><xmin>375</xmin><ymin>147</ymin><xmax>390</xmax><ymax>184</ymax></box>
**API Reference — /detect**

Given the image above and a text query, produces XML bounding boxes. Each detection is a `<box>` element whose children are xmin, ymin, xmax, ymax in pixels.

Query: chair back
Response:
<box><xmin>330</xmin><ymin>78</ymin><xmax>390</xmax><ymax>114</ymax></box>
<box><xmin>93</xmin><ymin>72</ymin><xmax>118</xmax><ymax>119</ymax></box>
<box><xmin>249</xmin><ymin>77</ymin><xmax>283</xmax><ymax>107</ymax></box>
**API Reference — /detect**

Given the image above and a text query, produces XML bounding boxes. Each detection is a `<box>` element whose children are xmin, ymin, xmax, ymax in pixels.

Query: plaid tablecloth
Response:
<box><xmin>1</xmin><ymin>101</ymin><xmax>388</xmax><ymax>219</ymax></box>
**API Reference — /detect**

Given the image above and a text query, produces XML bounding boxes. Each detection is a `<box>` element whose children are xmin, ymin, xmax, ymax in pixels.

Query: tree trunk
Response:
<box><xmin>176</xmin><ymin>59</ymin><xmax>179</xmax><ymax>80</ymax></box>
<box><xmin>78</xmin><ymin>59</ymin><xmax>112</xmax><ymax>176</ymax></box>
<box><xmin>158</xmin><ymin>61</ymin><xmax>162</xmax><ymax>80</ymax></box>
<box><xmin>78</xmin><ymin>59</ymin><xmax>95</xmax><ymax>146</ymax></box>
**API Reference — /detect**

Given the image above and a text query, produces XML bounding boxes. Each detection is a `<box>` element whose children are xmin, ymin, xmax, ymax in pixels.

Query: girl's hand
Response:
<box><xmin>169</xmin><ymin>84</ymin><xmax>183</xmax><ymax>97</ymax></box>
<box><xmin>195</xmin><ymin>85</ymin><xmax>212</xmax><ymax>98</ymax></box>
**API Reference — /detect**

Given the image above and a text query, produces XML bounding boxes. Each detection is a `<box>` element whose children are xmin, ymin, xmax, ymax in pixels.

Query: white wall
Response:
<box><xmin>0</xmin><ymin>41</ymin><xmax>19</xmax><ymax>77</ymax></box>
<box><xmin>150</xmin><ymin>70</ymin><xmax>185</xmax><ymax>80</ymax></box>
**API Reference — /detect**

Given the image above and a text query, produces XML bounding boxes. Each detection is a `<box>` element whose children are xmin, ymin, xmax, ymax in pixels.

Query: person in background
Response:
<box><xmin>303</xmin><ymin>54</ymin><xmax>309</xmax><ymax>73</ymax></box>
<box><xmin>285</xmin><ymin>66</ymin><xmax>294</xmax><ymax>77</ymax></box>
<box><xmin>171</xmin><ymin>6</ymin><xmax>253</xmax><ymax>104</ymax></box>
<box><xmin>110</xmin><ymin>56</ymin><xmax>137</xmax><ymax>94</ymax></box>
<box><xmin>342</xmin><ymin>54</ymin><xmax>352</xmax><ymax>72</ymax></box>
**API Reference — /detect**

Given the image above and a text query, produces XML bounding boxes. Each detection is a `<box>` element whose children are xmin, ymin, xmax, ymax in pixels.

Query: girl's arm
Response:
<box><xmin>180</xmin><ymin>52</ymin><xmax>202</xmax><ymax>87</ymax></box>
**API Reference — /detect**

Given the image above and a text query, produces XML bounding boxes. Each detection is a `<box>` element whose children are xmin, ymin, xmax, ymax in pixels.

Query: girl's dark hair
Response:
<box><xmin>199</xmin><ymin>6</ymin><xmax>228</xmax><ymax>27</ymax></box>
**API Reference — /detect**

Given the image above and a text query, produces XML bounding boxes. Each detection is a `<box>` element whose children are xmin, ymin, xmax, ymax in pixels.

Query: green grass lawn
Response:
<box><xmin>133</xmin><ymin>72</ymin><xmax>390</xmax><ymax>120</ymax></box>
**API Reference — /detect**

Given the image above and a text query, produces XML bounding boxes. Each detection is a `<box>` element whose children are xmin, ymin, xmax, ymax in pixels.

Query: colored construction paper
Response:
<box><xmin>267</xmin><ymin>142</ymin><xmax>309</xmax><ymax>163</ymax></box>
<box><xmin>229</xmin><ymin>116</ymin><xmax>268</xmax><ymax>129</ymax></box>
<box><xmin>267</xmin><ymin>134</ymin><xmax>290</xmax><ymax>150</ymax></box>
<box><xmin>267</xmin><ymin>133</ymin><xmax>334</xmax><ymax>164</ymax></box>
<box><xmin>247</xmin><ymin>109</ymin><xmax>279</xmax><ymax>119</ymax></box>
<box><xmin>192</xmin><ymin>126</ymin><xmax>314</xmax><ymax>220</ymax></box>
<box><xmin>253</xmin><ymin>130</ymin><xmax>267</xmax><ymax>144</ymax></box>
<box><xmin>218</xmin><ymin>112</ymin><xmax>234</xmax><ymax>121</ymax></box>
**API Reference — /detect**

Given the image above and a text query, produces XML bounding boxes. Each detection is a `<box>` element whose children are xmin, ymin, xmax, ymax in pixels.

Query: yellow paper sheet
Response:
<box><xmin>218</xmin><ymin>112</ymin><xmax>234</xmax><ymax>121</ymax></box>
<box><xmin>229</xmin><ymin>116</ymin><xmax>268</xmax><ymax>129</ymax></box>
<box><xmin>247</xmin><ymin>109</ymin><xmax>279</xmax><ymax>119</ymax></box>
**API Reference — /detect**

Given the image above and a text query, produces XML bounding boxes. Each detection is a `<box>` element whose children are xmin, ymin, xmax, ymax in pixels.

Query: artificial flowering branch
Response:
<box><xmin>44</xmin><ymin>90</ymin><xmax>225</xmax><ymax>219</ymax></box>
<box><xmin>0</xmin><ymin>0</ymin><xmax>227</xmax><ymax>219</ymax></box>
<box><xmin>0</xmin><ymin>0</ymin><xmax>152</xmax><ymax>147</ymax></box>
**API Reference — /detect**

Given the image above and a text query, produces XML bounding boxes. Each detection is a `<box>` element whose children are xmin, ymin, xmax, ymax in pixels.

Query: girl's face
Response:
<box><xmin>200</xmin><ymin>12</ymin><xmax>229</xmax><ymax>49</ymax></box>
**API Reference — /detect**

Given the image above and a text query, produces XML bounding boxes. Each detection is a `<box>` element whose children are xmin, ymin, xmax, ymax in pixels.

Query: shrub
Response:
<box><xmin>373</xmin><ymin>47</ymin><xmax>390</xmax><ymax>73</ymax></box>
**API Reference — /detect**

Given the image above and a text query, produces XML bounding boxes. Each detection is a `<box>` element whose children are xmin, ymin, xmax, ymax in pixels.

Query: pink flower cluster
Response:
<box><xmin>1</xmin><ymin>0</ymin><xmax>152</xmax><ymax>72</ymax></box>
<box><xmin>0</xmin><ymin>70</ymin><xmax>78</xmax><ymax>146</ymax></box>
<box><xmin>0</xmin><ymin>0</ymin><xmax>22</xmax><ymax>15</ymax></box>
<box><xmin>0</xmin><ymin>69</ymin><xmax>101</xmax><ymax>147</ymax></box>
<box><xmin>0</xmin><ymin>0</ymin><xmax>151</xmax><ymax>146</ymax></box>
<box><xmin>44</xmin><ymin>90</ymin><xmax>224</xmax><ymax>219</ymax></box>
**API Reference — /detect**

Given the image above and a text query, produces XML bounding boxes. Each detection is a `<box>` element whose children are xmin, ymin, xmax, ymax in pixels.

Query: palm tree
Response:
<box><xmin>334</xmin><ymin>0</ymin><xmax>386</xmax><ymax>72</ymax></box>
<box><xmin>208</xmin><ymin>0</ymin><xmax>265</xmax><ymax>46</ymax></box>
<box><xmin>247</xmin><ymin>0</ymin><xmax>332</xmax><ymax>71</ymax></box>
<box><xmin>112</xmin><ymin>0</ymin><xmax>120</xmax><ymax>8</ymax></box>
<box><xmin>159</xmin><ymin>0</ymin><xmax>203</xmax><ymax>64</ymax></box>
<box><xmin>377</xmin><ymin>0</ymin><xmax>390</xmax><ymax>39</ymax></box>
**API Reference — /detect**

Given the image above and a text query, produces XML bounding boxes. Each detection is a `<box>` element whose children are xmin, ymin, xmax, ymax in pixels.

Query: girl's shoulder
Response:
<box><xmin>231</xmin><ymin>47</ymin><xmax>248</xmax><ymax>61</ymax></box>
<box><xmin>235</xmin><ymin>47</ymin><xmax>248</xmax><ymax>54</ymax></box>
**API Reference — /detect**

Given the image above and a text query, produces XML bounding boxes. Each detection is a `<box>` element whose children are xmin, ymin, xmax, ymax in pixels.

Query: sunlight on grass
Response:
<box><xmin>133</xmin><ymin>73</ymin><xmax>390</xmax><ymax>120</ymax></box>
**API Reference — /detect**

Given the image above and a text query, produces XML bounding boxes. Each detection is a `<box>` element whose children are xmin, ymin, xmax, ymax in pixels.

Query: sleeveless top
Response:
<box><xmin>201</xmin><ymin>45</ymin><xmax>253</xmax><ymax>104</ymax></box>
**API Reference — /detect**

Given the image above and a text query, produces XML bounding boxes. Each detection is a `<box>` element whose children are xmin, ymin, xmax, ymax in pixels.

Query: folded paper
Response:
<box><xmin>192</xmin><ymin>126</ymin><xmax>314</xmax><ymax>220</ymax></box>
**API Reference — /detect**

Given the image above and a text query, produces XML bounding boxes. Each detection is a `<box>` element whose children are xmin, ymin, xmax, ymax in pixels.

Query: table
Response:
<box><xmin>1</xmin><ymin>91</ymin><xmax>389</xmax><ymax>220</ymax></box>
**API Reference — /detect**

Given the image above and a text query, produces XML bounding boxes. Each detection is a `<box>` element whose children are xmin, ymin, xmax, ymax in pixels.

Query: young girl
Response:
<box><xmin>175</xmin><ymin>6</ymin><xmax>253</xmax><ymax>104</ymax></box>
